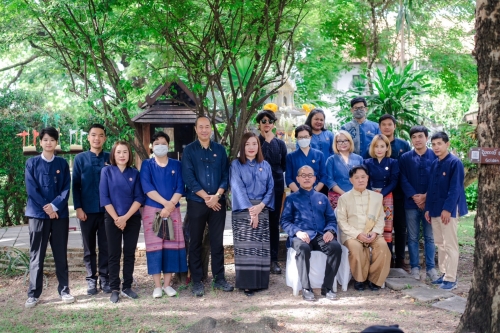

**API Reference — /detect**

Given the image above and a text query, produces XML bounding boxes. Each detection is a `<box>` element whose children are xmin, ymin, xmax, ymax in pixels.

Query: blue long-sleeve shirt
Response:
<box><xmin>140</xmin><ymin>158</ymin><xmax>185</xmax><ymax>209</ymax></box>
<box><xmin>325</xmin><ymin>153</ymin><xmax>364</xmax><ymax>191</ymax></box>
<box><xmin>341</xmin><ymin>119</ymin><xmax>380</xmax><ymax>156</ymax></box>
<box><xmin>280</xmin><ymin>188</ymin><xmax>338</xmax><ymax>246</ymax></box>
<box><xmin>296</xmin><ymin>130</ymin><xmax>335</xmax><ymax>159</ymax></box>
<box><xmin>181</xmin><ymin>140</ymin><xmax>229</xmax><ymax>203</ymax></box>
<box><xmin>363</xmin><ymin>157</ymin><xmax>400</xmax><ymax>197</ymax></box>
<box><xmin>25</xmin><ymin>155</ymin><xmax>71</xmax><ymax>219</ymax></box>
<box><xmin>285</xmin><ymin>147</ymin><xmax>327</xmax><ymax>189</ymax></box>
<box><xmin>99</xmin><ymin>166</ymin><xmax>145</xmax><ymax>216</ymax></box>
<box><xmin>399</xmin><ymin>149</ymin><xmax>437</xmax><ymax>209</ymax></box>
<box><xmin>259</xmin><ymin>135</ymin><xmax>287</xmax><ymax>193</ymax></box>
<box><xmin>425</xmin><ymin>153</ymin><xmax>468</xmax><ymax>218</ymax></box>
<box><xmin>230</xmin><ymin>159</ymin><xmax>274</xmax><ymax>212</ymax></box>
<box><xmin>72</xmin><ymin>150</ymin><xmax>110</xmax><ymax>214</ymax></box>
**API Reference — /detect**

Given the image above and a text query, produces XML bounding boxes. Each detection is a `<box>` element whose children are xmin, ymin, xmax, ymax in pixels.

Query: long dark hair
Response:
<box><xmin>305</xmin><ymin>108</ymin><xmax>326</xmax><ymax>131</ymax></box>
<box><xmin>238</xmin><ymin>132</ymin><xmax>264</xmax><ymax>164</ymax></box>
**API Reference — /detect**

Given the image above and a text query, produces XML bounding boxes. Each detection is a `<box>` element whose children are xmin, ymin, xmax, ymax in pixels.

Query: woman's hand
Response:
<box><xmin>164</xmin><ymin>201</ymin><xmax>175</xmax><ymax>213</ymax></box>
<box><xmin>160</xmin><ymin>207</ymin><xmax>171</xmax><ymax>218</ymax></box>
<box><xmin>115</xmin><ymin>216</ymin><xmax>127</xmax><ymax>230</ymax></box>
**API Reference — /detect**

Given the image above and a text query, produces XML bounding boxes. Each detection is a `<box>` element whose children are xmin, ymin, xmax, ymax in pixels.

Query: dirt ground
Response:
<box><xmin>0</xmin><ymin>245</ymin><xmax>473</xmax><ymax>333</ymax></box>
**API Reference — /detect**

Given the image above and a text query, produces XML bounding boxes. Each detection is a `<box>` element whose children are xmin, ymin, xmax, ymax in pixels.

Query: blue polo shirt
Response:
<box><xmin>25</xmin><ymin>155</ymin><xmax>71</xmax><ymax>219</ymax></box>
<box><xmin>72</xmin><ymin>150</ymin><xmax>110</xmax><ymax>214</ymax></box>
<box><xmin>399</xmin><ymin>149</ymin><xmax>437</xmax><ymax>209</ymax></box>
<box><xmin>181</xmin><ymin>140</ymin><xmax>229</xmax><ymax>203</ymax></box>
<box><xmin>425</xmin><ymin>153</ymin><xmax>468</xmax><ymax>218</ymax></box>
<box><xmin>280</xmin><ymin>188</ymin><xmax>337</xmax><ymax>246</ymax></box>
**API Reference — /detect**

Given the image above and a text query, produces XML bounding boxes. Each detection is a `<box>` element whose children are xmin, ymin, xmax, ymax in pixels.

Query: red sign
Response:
<box><xmin>469</xmin><ymin>147</ymin><xmax>500</xmax><ymax>164</ymax></box>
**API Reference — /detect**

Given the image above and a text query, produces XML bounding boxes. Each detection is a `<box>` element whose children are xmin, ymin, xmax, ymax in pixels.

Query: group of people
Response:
<box><xmin>23</xmin><ymin>96</ymin><xmax>467</xmax><ymax>307</ymax></box>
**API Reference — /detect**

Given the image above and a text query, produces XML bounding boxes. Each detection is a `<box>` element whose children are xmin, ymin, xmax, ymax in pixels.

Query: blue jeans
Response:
<box><xmin>405</xmin><ymin>209</ymin><xmax>435</xmax><ymax>270</ymax></box>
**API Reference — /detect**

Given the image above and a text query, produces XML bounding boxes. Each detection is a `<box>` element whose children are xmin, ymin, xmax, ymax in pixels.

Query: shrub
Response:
<box><xmin>465</xmin><ymin>181</ymin><xmax>478</xmax><ymax>211</ymax></box>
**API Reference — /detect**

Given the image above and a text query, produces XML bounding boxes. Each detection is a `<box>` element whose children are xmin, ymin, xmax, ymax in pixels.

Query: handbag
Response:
<box><xmin>153</xmin><ymin>212</ymin><xmax>175</xmax><ymax>240</ymax></box>
<box><xmin>358</xmin><ymin>194</ymin><xmax>382</xmax><ymax>248</ymax></box>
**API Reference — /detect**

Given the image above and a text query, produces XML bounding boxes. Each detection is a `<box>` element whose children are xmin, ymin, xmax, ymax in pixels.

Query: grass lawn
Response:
<box><xmin>458</xmin><ymin>212</ymin><xmax>475</xmax><ymax>246</ymax></box>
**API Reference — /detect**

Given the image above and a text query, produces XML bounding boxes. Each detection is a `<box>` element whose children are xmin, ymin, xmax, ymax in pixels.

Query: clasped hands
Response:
<box><xmin>159</xmin><ymin>201</ymin><xmax>176</xmax><ymax>218</ymax></box>
<box><xmin>248</xmin><ymin>204</ymin><xmax>264</xmax><ymax>229</ymax></box>
<box><xmin>296</xmin><ymin>230</ymin><xmax>335</xmax><ymax>244</ymax></box>
<box><xmin>43</xmin><ymin>204</ymin><xmax>58</xmax><ymax>219</ymax></box>
<box><xmin>204</xmin><ymin>195</ymin><xmax>221</xmax><ymax>211</ymax></box>
<box><xmin>357</xmin><ymin>231</ymin><xmax>377</xmax><ymax>244</ymax></box>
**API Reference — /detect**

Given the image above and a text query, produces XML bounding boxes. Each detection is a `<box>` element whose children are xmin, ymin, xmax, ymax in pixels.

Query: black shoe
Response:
<box><xmin>120</xmin><ymin>288</ymin><xmax>138</xmax><ymax>299</ymax></box>
<box><xmin>243</xmin><ymin>289</ymin><xmax>254</xmax><ymax>297</ymax></box>
<box><xmin>192</xmin><ymin>281</ymin><xmax>205</xmax><ymax>297</ymax></box>
<box><xmin>368</xmin><ymin>281</ymin><xmax>380</xmax><ymax>291</ymax></box>
<box><xmin>302</xmin><ymin>288</ymin><xmax>315</xmax><ymax>301</ymax></box>
<box><xmin>87</xmin><ymin>280</ymin><xmax>98</xmax><ymax>296</ymax></box>
<box><xmin>213</xmin><ymin>279</ymin><xmax>234</xmax><ymax>292</ymax></box>
<box><xmin>110</xmin><ymin>290</ymin><xmax>120</xmax><ymax>303</ymax></box>
<box><xmin>354</xmin><ymin>281</ymin><xmax>365</xmax><ymax>291</ymax></box>
<box><xmin>270</xmin><ymin>261</ymin><xmax>282</xmax><ymax>274</ymax></box>
<box><xmin>321</xmin><ymin>288</ymin><xmax>337</xmax><ymax>300</ymax></box>
<box><xmin>100</xmin><ymin>280</ymin><xmax>112</xmax><ymax>294</ymax></box>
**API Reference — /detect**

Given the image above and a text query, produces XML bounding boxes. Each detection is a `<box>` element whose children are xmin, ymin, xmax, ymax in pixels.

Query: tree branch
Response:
<box><xmin>0</xmin><ymin>54</ymin><xmax>40</xmax><ymax>72</ymax></box>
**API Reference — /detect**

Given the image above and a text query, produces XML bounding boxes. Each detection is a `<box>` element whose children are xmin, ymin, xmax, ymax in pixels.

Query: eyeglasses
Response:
<box><xmin>353</xmin><ymin>107</ymin><xmax>366</xmax><ymax>111</ymax></box>
<box><xmin>297</xmin><ymin>136</ymin><xmax>311</xmax><ymax>140</ymax></box>
<box><xmin>336</xmin><ymin>140</ymin><xmax>349</xmax><ymax>144</ymax></box>
<box><xmin>299</xmin><ymin>173</ymin><xmax>315</xmax><ymax>178</ymax></box>
<box><xmin>260</xmin><ymin>119</ymin><xmax>275</xmax><ymax>124</ymax></box>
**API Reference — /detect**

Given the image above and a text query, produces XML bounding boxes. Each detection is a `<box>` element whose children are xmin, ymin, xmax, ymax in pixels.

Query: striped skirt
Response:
<box><xmin>232</xmin><ymin>200</ymin><xmax>270</xmax><ymax>290</ymax></box>
<box><xmin>383</xmin><ymin>193</ymin><xmax>394</xmax><ymax>243</ymax></box>
<box><xmin>142</xmin><ymin>205</ymin><xmax>188</xmax><ymax>275</ymax></box>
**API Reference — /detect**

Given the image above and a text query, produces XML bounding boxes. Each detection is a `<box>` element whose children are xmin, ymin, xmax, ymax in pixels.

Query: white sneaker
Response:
<box><xmin>163</xmin><ymin>286</ymin><xmax>177</xmax><ymax>297</ymax></box>
<box><xmin>426</xmin><ymin>268</ymin><xmax>439</xmax><ymax>282</ymax></box>
<box><xmin>25</xmin><ymin>297</ymin><xmax>38</xmax><ymax>308</ymax></box>
<box><xmin>60</xmin><ymin>291</ymin><xmax>75</xmax><ymax>304</ymax></box>
<box><xmin>410</xmin><ymin>267</ymin><xmax>420</xmax><ymax>280</ymax></box>
<box><xmin>152</xmin><ymin>287</ymin><xmax>163</xmax><ymax>298</ymax></box>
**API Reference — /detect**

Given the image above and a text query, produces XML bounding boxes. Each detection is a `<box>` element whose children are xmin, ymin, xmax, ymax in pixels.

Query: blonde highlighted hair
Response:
<box><xmin>368</xmin><ymin>134</ymin><xmax>392</xmax><ymax>158</ymax></box>
<box><xmin>333</xmin><ymin>130</ymin><xmax>354</xmax><ymax>154</ymax></box>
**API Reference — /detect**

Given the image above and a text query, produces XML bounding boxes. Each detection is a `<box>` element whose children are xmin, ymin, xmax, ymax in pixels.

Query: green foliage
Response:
<box><xmin>447</xmin><ymin>124</ymin><xmax>477</xmax><ymax>171</ymax></box>
<box><xmin>364</xmin><ymin>61</ymin><xmax>431</xmax><ymax>138</ymax></box>
<box><xmin>465</xmin><ymin>181</ymin><xmax>478</xmax><ymax>211</ymax></box>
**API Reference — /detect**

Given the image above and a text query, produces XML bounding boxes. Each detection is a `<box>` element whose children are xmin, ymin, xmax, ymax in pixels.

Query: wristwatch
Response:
<box><xmin>216</xmin><ymin>192</ymin><xmax>222</xmax><ymax>199</ymax></box>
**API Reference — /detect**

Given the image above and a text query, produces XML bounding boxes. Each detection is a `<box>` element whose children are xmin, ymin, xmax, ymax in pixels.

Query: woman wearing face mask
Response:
<box><xmin>325</xmin><ymin>130</ymin><xmax>363</xmax><ymax>209</ymax></box>
<box><xmin>285</xmin><ymin>125</ymin><xmax>327</xmax><ymax>193</ymax></box>
<box><xmin>363</xmin><ymin>134</ymin><xmax>400</xmax><ymax>247</ymax></box>
<box><xmin>139</xmin><ymin>131</ymin><xmax>187</xmax><ymax>299</ymax></box>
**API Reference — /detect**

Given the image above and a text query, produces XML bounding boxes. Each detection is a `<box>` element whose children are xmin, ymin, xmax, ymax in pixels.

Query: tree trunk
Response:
<box><xmin>456</xmin><ymin>1</ymin><xmax>500</xmax><ymax>332</ymax></box>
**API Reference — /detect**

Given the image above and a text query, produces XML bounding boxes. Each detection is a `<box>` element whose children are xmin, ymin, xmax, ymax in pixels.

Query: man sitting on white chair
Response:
<box><xmin>336</xmin><ymin>165</ymin><xmax>391</xmax><ymax>291</ymax></box>
<box><xmin>281</xmin><ymin>165</ymin><xmax>342</xmax><ymax>301</ymax></box>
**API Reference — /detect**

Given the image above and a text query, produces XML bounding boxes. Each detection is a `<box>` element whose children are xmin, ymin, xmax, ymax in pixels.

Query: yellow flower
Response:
<box><xmin>302</xmin><ymin>104</ymin><xmax>315</xmax><ymax>114</ymax></box>
<box><xmin>263</xmin><ymin>103</ymin><xmax>279</xmax><ymax>112</ymax></box>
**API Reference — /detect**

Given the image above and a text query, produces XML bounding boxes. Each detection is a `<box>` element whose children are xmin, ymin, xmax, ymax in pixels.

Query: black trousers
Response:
<box><xmin>28</xmin><ymin>218</ymin><xmax>70</xmax><ymax>298</ymax></box>
<box><xmin>292</xmin><ymin>234</ymin><xmax>342</xmax><ymax>290</ymax></box>
<box><xmin>80</xmin><ymin>212</ymin><xmax>109</xmax><ymax>283</ymax></box>
<box><xmin>393</xmin><ymin>197</ymin><xmax>407</xmax><ymax>261</ymax></box>
<box><xmin>187</xmin><ymin>199</ymin><xmax>226</xmax><ymax>283</ymax></box>
<box><xmin>104</xmin><ymin>213</ymin><xmax>141</xmax><ymax>291</ymax></box>
<box><xmin>268</xmin><ymin>191</ymin><xmax>284</xmax><ymax>262</ymax></box>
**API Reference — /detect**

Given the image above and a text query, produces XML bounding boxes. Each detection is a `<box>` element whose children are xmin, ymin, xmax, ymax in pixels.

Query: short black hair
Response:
<box><xmin>294</xmin><ymin>124</ymin><xmax>312</xmax><ymax>138</ymax></box>
<box><xmin>195</xmin><ymin>115</ymin><xmax>211</xmax><ymax>126</ymax></box>
<box><xmin>430</xmin><ymin>131</ymin><xmax>449</xmax><ymax>143</ymax></box>
<box><xmin>152</xmin><ymin>131</ymin><xmax>170</xmax><ymax>144</ymax></box>
<box><xmin>349</xmin><ymin>164</ymin><xmax>369</xmax><ymax>178</ymax></box>
<box><xmin>409</xmin><ymin>125</ymin><xmax>429</xmax><ymax>138</ymax></box>
<box><xmin>350</xmin><ymin>97</ymin><xmax>367</xmax><ymax>107</ymax></box>
<box><xmin>39</xmin><ymin>127</ymin><xmax>59</xmax><ymax>141</ymax></box>
<box><xmin>305</xmin><ymin>108</ymin><xmax>326</xmax><ymax>131</ymax></box>
<box><xmin>378</xmin><ymin>114</ymin><xmax>396</xmax><ymax>125</ymax></box>
<box><xmin>256</xmin><ymin>110</ymin><xmax>277</xmax><ymax>123</ymax></box>
<box><xmin>88</xmin><ymin>123</ymin><xmax>106</xmax><ymax>135</ymax></box>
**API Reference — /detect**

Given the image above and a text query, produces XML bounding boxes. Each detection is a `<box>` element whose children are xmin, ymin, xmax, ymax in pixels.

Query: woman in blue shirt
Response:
<box><xmin>100</xmin><ymin>141</ymin><xmax>145</xmax><ymax>303</ymax></box>
<box><xmin>363</xmin><ymin>134</ymin><xmax>399</xmax><ymax>244</ymax></box>
<box><xmin>304</xmin><ymin>108</ymin><xmax>335</xmax><ymax>159</ymax></box>
<box><xmin>140</xmin><ymin>131</ymin><xmax>187</xmax><ymax>299</ymax></box>
<box><xmin>325</xmin><ymin>130</ymin><xmax>363</xmax><ymax>209</ymax></box>
<box><xmin>230</xmin><ymin>132</ymin><xmax>274</xmax><ymax>296</ymax></box>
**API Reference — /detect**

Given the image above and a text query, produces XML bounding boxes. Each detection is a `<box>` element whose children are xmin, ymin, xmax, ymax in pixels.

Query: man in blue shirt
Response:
<box><xmin>25</xmin><ymin>127</ymin><xmax>73</xmax><ymax>308</ymax></box>
<box><xmin>425</xmin><ymin>132</ymin><xmax>468</xmax><ymax>291</ymax></box>
<box><xmin>280</xmin><ymin>165</ymin><xmax>342</xmax><ymax>301</ymax></box>
<box><xmin>72</xmin><ymin>124</ymin><xmax>111</xmax><ymax>295</ymax></box>
<box><xmin>399</xmin><ymin>126</ymin><xmax>438</xmax><ymax>281</ymax></box>
<box><xmin>377</xmin><ymin>114</ymin><xmax>411</xmax><ymax>271</ymax></box>
<box><xmin>341</xmin><ymin>97</ymin><xmax>380</xmax><ymax>156</ymax></box>
<box><xmin>182</xmin><ymin>116</ymin><xmax>233</xmax><ymax>297</ymax></box>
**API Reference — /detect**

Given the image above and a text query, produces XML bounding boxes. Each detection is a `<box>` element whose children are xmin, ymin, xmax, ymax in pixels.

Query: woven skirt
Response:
<box><xmin>383</xmin><ymin>193</ymin><xmax>394</xmax><ymax>243</ymax></box>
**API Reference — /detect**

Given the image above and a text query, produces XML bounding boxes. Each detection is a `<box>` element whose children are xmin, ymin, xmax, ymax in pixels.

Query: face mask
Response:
<box><xmin>153</xmin><ymin>144</ymin><xmax>169</xmax><ymax>157</ymax></box>
<box><xmin>297</xmin><ymin>138</ymin><xmax>311</xmax><ymax>148</ymax></box>
<box><xmin>353</xmin><ymin>108</ymin><xmax>366</xmax><ymax>119</ymax></box>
